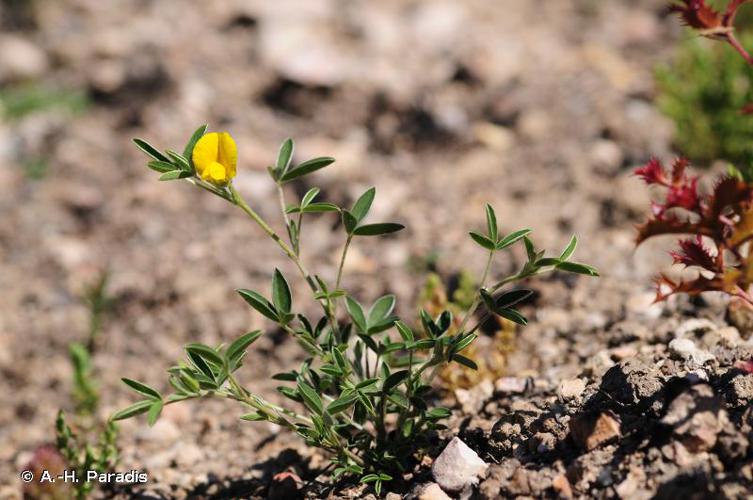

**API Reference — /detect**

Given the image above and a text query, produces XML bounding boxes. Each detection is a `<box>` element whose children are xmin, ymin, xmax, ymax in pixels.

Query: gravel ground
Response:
<box><xmin>4</xmin><ymin>0</ymin><xmax>753</xmax><ymax>498</ymax></box>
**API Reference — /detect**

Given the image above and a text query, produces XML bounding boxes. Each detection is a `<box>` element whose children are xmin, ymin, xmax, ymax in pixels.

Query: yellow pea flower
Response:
<box><xmin>192</xmin><ymin>132</ymin><xmax>237</xmax><ymax>186</ymax></box>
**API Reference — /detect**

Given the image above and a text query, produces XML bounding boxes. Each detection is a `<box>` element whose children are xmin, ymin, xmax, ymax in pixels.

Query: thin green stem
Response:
<box><xmin>230</xmin><ymin>184</ymin><xmax>318</xmax><ymax>292</ymax></box>
<box><xmin>456</xmin><ymin>251</ymin><xmax>495</xmax><ymax>334</ymax></box>
<box><xmin>335</xmin><ymin>234</ymin><xmax>353</xmax><ymax>291</ymax></box>
<box><xmin>276</xmin><ymin>183</ymin><xmax>296</xmax><ymax>253</ymax></box>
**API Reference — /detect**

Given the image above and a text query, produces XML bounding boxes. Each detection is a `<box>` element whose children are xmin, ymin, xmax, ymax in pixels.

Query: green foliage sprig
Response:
<box><xmin>56</xmin><ymin>411</ymin><xmax>118</xmax><ymax>500</ymax></box>
<box><xmin>117</xmin><ymin>128</ymin><xmax>597</xmax><ymax>491</ymax></box>
<box><xmin>656</xmin><ymin>33</ymin><xmax>753</xmax><ymax>166</ymax></box>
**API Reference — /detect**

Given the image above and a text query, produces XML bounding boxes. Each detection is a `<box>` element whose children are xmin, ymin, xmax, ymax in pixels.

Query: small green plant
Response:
<box><xmin>69</xmin><ymin>271</ymin><xmax>113</xmax><ymax>415</ymax></box>
<box><xmin>0</xmin><ymin>82</ymin><xmax>88</xmax><ymax>120</ymax></box>
<box><xmin>56</xmin><ymin>411</ymin><xmax>118</xmax><ymax>500</ymax></box>
<box><xmin>114</xmin><ymin>127</ymin><xmax>597</xmax><ymax>491</ymax></box>
<box><xmin>656</xmin><ymin>31</ymin><xmax>753</xmax><ymax>166</ymax></box>
<box><xmin>30</xmin><ymin>271</ymin><xmax>118</xmax><ymax>499</ymax></box>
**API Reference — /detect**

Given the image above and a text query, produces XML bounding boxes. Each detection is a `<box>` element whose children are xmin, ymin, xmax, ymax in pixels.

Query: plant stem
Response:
<box><xmin>276</xmin><ymin>183</ymin><xmax>296</xmax><ymax>253</ymax></box>
<box><xmin>230</xmin><ymin>184</ymin><xmax>318</xmax><ymax>292</ymax></box>
<box><xmin>456</xmin><ymin>250</ymin><xmax>495</xmax><ymax>334</ymax></box>
<box><xmin>335</xmin><ymin>234</ymin><xmax>353</xmax><ymax>291</ymax></box>
<box><xmin>726</xmin><ymin>32</ymin><xmax>753</xmax><ymax>65</ymax></box>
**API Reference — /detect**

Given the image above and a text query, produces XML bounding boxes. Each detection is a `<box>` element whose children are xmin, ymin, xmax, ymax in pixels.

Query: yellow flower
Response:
<box><xmin>192</xmin><ymin>132</ymin><xmax>237</xmax><ymax>186</ymax></box>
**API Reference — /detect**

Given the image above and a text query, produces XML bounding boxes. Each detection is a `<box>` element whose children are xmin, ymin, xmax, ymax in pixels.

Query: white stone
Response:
<box><xmin>558</xmin><ymin>378</ymin><xmax>587</xmax><ymax>400</ymax></box>
<box><xmin>431</xmin><ymin>437</ymin><xmax>488</xmax><ymax>493</ymax></box>
<box><xmin>418</xmin><ymin>482</ymin><xmax>452</xmax><ymax>500</ymax></box>
<box><xmin>0</xmin><ymin>35</ymin><xmax>48</xmax><ymax>82</ymax></box>
<box><xmin>668</xmin><ymin>338</ymin><xmax>715</xmax><ymax>365</ymax></box>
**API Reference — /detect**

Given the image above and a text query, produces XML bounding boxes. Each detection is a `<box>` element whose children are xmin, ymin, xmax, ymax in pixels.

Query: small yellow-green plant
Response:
<box><xmin>55</xmin><ymin>412</ymin><xmax>118</xmax><ymax>500</ymax></box>
<box><xmin>419</xmin><ymin>272</ymin><xmax>517</xmax><ymax>390</ymax></box>
<box><xmin>114</xmin><ymin>127</ymin><xmax>597</xmax><ymax>492</ymax></box>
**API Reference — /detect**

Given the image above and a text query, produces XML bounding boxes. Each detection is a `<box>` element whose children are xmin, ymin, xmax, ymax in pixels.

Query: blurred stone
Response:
<box><xmin>455</xmin><ymin>379</ymin><xmax>493</xmax><ymax>413</ymax></box>
<box><xmin>558</xmin><ymin>378</ymin><xmax>586</xmax><ymax>401</ymax></box>
<box><xmin>495</xmin><ymin>377</ymin><xmax>528</xmax><ymax>394</ymax></box>
<box><xmin>0</xmin><ymin>35</ymin><xmax>48</xmax><ymax>82</ymax></box>
<box><xmin>727</xmin><ymin>299</ymin><xmax>753</xmax><ymax>339</ymax></box>
<box><xmin>668</xmin><ymin>338</ymin><xmax>715</xmax><ymax>366</ymax></box>
<box><xmin>432</xmin><ymin>437</ymin><xmax>488</xmax><ymax>493</ymax></box>
<box><xmin>589</xmin><ymin>139</ymin><xmax>623</xmax><ymax>173</ymax></box>
<box><xmin>570</xmin><ymin>411</ymin><xmax>621</xmax><ymax>451</ymax></box>
<box><xmin>662</xmin><ymin>384</ymin><xmax>727</xmax><ymax>452</ymax></box>
<box><xmin>552</xmin><ymin>474</ymin><xmax>573</xmax><ymax>499</ymax></box>
<box><xmin>417</xmin><ymin>482</ymin><xmax>452</xmax><ymax>500</ymax></box>
<box><xmin>517</xmin><ymin>109</ymin><xmax>551</xmax><ymax>141</ymax></box>
<box><xmin>727</xmin><ymin>375</ymin><xmax>753</xmax><ymax>407</ymax></box>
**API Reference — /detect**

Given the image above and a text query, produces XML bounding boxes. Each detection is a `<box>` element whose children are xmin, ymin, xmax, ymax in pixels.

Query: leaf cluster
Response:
<box><xmin>56</xmin><ymin>411</ymin><xmax>118</xmax><ymax>500</ymax></box>
<box><xmin>122</xmin><ymin>131</ymin><xmax>598</xmax><ymax>490</ymax></box>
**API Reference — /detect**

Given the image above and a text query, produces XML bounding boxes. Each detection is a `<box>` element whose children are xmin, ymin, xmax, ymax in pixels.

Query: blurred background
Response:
<box><xmin>0</xmin><ymin>0</ymin><xmax>741</xmax><ymax>496</ymax></box>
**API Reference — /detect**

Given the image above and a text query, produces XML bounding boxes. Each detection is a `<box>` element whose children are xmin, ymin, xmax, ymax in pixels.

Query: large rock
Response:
<box><xmin>432</xmin><ymin>437</ymin><xmax>488</xmax><ymax>494</ymax></box>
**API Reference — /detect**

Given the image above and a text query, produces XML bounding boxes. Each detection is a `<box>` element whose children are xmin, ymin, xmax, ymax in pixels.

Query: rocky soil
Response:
<box><xmin>3</xmin><ymin>0</ymin><xmax>753</xmax><ymax>498</ymax></box>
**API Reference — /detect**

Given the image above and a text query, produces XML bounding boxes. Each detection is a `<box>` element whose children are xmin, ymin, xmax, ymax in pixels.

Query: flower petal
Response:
<box><xmin>217</xmin><ymin>132</ymin><xmax>237</xmax><ymax>179</ymax></box>
<box><xmin>193</xmin><ymin>132</ymin><xmax>219</xmax><ymax>178</ymax></box>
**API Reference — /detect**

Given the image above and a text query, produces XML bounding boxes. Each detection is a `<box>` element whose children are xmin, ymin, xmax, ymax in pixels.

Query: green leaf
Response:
<box><xmin>226</xmin><ymin>331</ymin><xmax>263</xmax><ymax>365</ymax></box>
<box><xmin>121</xmin><ymin>378</ymin><xmax>161</xmax><ymax>400</ymax></box>
<box><xmin>485</xmin><ymin>204</ymin><xmax>498</xmax><ymax>242</ymax></box>
<box><xmin>133</xmin><ymin>138</ymin><xmax>169</xmax><ymax>162</ymax></box>
<box><xmin>183</xmin><ymin>124</ymin><xmax>208</xmax><ymax>162</ymax></box>
<box><xmin>147</xmin><ymin>160</ymin><xmax>176</xmax><ymax>173</ymax></box>
<box><xmin>356</xmin><ymin>378</ymin><xmax>380</xmax><ymax>390</ymax></box>
<box><xmin>388</xmin><ymin>392</ymin><xmax>410</xmax><ymax>409</ymax></box>
<box><xmin>272</xmin><ymin>269</ymin><xmax>292</xmax><ymax>315</ymax></box>
<box><xmin>185</xmin><ymin>343</ymin><xmax>224</xmax><ymax>367</ymax></box>
<box><xmin>497</xmin><ymin>229</ymin><xmax>533</xmax><ymax>250</ymax></box>
<box><xmin>559</xmin><ymin>235</ymin><xmax>577</xmax><ymax>261</ymax></box>
<box><xmin>345</xmin><ymin>296</ymin><xmax>367</xmax><ymax>332</ymax></box>
<box><xmin>159</xmin><ymin>170</ymin><xmax>192</xmax><ymax>181</ymax></box>
<box><xmin>395</xmin><ymin>321</ymin><xmax>414</xmax><ymax>342</ymax></box>
<box><xmin>353</xmin><ymin>223</ymin><xmax>405</xmax><ymax>236</ymax></box>
<box><xmin>497</xmin><ymin>308</ymin><xmax>528</xmax><ymax>325</ymax></box>
<box><xmin>240</xmin><ymin>412</ymin><xmax>267</xmax><ymax>421</ymax></box>
<box><xmin>111</xmin><ymin>400</ymin><xmax>153</xmax><ymax>421</ymax></box>
<box><xmin>408</xmin><ymin>339</ymin><xmax>435</xmax><ymax>350</ymax></box>
<box><xmin>383</xmin><ymin>370</ymin><xmax>410</xmax><ymax>392</ymax></box>
<box><xmin>327</xmin><ymin>393</ymin><xmax>358</xmax><ymax>414</ymax></box>
<box><xmin>276</xmin><ymin>138</ymin><xmax>294</xmax><ymax>178</ymax></box>
<box><xmin>166</xmin><ymin>150</ymin><xmax>191</xmax><ymax>171</ymax></box>
<box><xmin>351</xmin><ymin>187</ymin><xmax>376</xmax><ymax>222</ymax></box>
<box><xmin>523</xmin><ymin>236</ymin><xmax>536</xmax><ymax>261</ymax></box>
<box><xmin>453</xmin><ymin>333</ymin><xmax>477</xmax><ymax>353</ymax></box>
<box><xmin>298</xmin><ymin>382</ymin><xmax>324</xmax><ymax>415</ymax></box>
<box><xmin>342</xmin><ymin>210</ymin><xmax>359</xmax><ymax>233</ymax></box>
<box><xmin>188</xmin><ymin>350</ymin><xmax>217</xmax><ymax>384</ymax></box>
<box><xmin>281</xmin><ymin>157</ymin><xmax>335</xmax><ymax>182</ymax></box>
<box><xmin>278</xmin><ymin>386</ymin><xmax>303</xmax><ymax>403</ymax></box>
<box><xmin>556</xmin><ymin>261</ymin><xmax>599</xmax><ymax>276</ymax></box>
<box><xmin>237</xmin><ymin>289</ymin><xmax>279</xmax><ymax>321</ymax></box>
<box><xmin>300</xmin><ymin>187</ymin><xmax>320</xmax><ymax>209</ymax></box>
<box><xmin>535</xmin><ymin>257</ymin><xmax>561</xmax><ymax>267</ymax></box>
<box><xmin>495</xmin><ymin>289</ymin><xmax>534</xmax><ymax>308</ymax></box>
<box><xmin>146</xmin><ymin>400</ymin><xmax>163</xmax><ymax>426</ymax></box>
<box><xmin>469</xmin><ymin>231</ymin><xmax>496</xmax><ymax>250</ymax></box>
<box><xmin>302</xmin><ymin>202</ymin><xmax>340</xmax><ymax>213</ymax></box>
<box><xmin>426</xmin><ymin>407</ymin><xmax>452</xmax><ymax>419</ymax></box>
<box><xmin>451</xmin><ymin>354</ymin><xmax>478</xmax><ymax>370</ymax></box>
<box><xmin>368</xmin><ymin>295</ymin><xmax>396</xmax><ymax>326</ymax></box>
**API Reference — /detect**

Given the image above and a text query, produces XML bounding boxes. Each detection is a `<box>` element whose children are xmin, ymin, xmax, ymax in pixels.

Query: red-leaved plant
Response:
<box><xmin>638</xmin><ymin>0</ymin><xmax>753</xmax><ymax>373</ymax></box>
